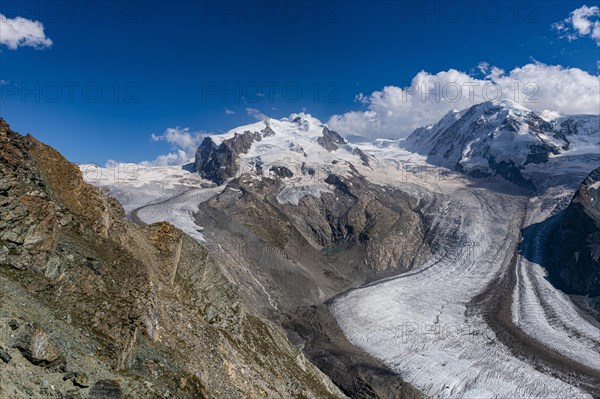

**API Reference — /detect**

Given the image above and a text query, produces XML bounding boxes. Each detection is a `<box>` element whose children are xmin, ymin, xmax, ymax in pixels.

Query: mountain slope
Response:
<box><xmin>0</xmin><ymin>118</ymin><xmax>345</xmax><ymax>399</ymax></box>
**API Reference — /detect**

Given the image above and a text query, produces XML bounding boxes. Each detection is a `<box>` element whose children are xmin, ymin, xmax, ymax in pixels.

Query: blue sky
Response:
<box><xmin>1</xmin><ymin>0</ymin><xmax>599</xmax><ymax>164</ymax></box>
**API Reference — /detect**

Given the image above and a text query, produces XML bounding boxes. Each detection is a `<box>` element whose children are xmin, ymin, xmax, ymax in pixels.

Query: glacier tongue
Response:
<box><xmin>330</xmin><ymin>167</ymin><xmax>594</xmax><ymax>399</ymax></box>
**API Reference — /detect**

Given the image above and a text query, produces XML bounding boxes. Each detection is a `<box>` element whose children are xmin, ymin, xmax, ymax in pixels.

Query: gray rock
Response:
<box><xmin>301</xmin><ymin>162</ymin><xmax>316</xmax><ymax>177</ymax></box>
<box><xmin>85</xmin><ymin>257</ymin><xmax>101</xmax><ymax>273</ymax></box>
<box><xmin>545</xmin><ymin>167</ymin><xmax>600</xmax><ymax>296</ymax></box>
<box><xmin>352</xmin><ymin>147</ymin><xmax>370</xmax><ymax>167</ymax></box>
<box><xmin>73</xmin><ymin>372</ymin><xmax>90</xmax><ymax>388</ymax></box>
<box><xmin>2</xmin><ymin>230</ymin><xmax>24</xmax><ymax>245</ymax></box>
<box><xmin>194</xmin><ymin>131</ymin><xmax>261</xmax><ymax>184</ymax></box>
<box><xmin>63</xmin><ymin>371</ymin><xmax>77</xmax><ymax>381</ymax></box>
<box><xmin>0</xmin><ymin>178</ymin><xmax>12</xmax><ymax>195</ymax></box>
<box><xmin>0</xmin><ymin>348</ymin><xmax>11</xmax><ymax>363</ymax></box>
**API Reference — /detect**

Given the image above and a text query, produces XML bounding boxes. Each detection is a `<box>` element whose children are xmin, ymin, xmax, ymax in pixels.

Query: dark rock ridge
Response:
<box><xmin>193</xmin><ymin>123</ymin><xmax>277</xmax><ymax>184</ymax></box>
<box><xmin>352</xmin><ymin>147</ymin><xmax>371</xmax><ymax>167</ymax></box>
<box><xmin>88</xmin><ymin>380</ymin><xmax>124</xmax><ymax>399</ymax></box>
<box><xmin>193</xmin><ymin>130</ymin><xmax>261</xmax><ymax>184</ymax></box>
<box><xmin>318</xmin><ymin>127</ymin><xmax>347</xmax><ymax>151</ymax></box>
<box><xmin>548</xmin><ymin>167</ymin><xmax>600</xmax><ymax>297</ymax></box>
<box><xmin>269</xmin><ymin>165</ymin><xmax>294</xmax><ymax>178</ymax></box>
<box><xmin>15</xmin><ymin>325</ymin><xmax>65</xmax><ymax>368</ymax></box>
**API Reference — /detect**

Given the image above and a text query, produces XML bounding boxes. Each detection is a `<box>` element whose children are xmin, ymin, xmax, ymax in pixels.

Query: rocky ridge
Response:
<box><xmin>547</xmin><ymin>167</ymin><xmax>600</xmax><ymax>297</ymax></box>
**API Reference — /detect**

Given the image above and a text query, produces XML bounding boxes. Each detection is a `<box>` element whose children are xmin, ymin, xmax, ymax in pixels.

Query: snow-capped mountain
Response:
<box><xmin>193</xmin><ymin>113</ymin><xmax>370</xmax><ymax>185</ymax></box>
<box><xmin>404</xmin><ymin>99</ymin><xmax>600</xmax><ymax>188</ymax></box>
<box><xmin>190</xmin><ymin>101</ymin><xmax>598</xmax><ymax>193</ymax></box>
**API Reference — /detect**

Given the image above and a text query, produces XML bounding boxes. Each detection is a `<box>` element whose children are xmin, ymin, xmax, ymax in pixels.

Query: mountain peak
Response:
<box><xmin>193</xmin><ymin>113</ymin><xmax>366</xmax><ymax>184</ymax></box>
<box><xmin>486</xmin><ymin>98</ymin><xmax>530</xmax><ymax>111</ymax></box>
<box><xmin>404</xmin><ymin>99</ymin><xmax>599</xmax><ymax>188</ymax></box>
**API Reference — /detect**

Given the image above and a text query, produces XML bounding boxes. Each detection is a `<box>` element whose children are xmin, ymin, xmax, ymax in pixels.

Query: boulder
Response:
<box><xmin>16</xmin><ymin>326</ymin><xmax>64</xmax><ymax>367</ymax></box>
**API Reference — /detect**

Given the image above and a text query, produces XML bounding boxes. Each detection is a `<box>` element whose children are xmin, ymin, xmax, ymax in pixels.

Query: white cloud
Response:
<box><xmin>143</xmin><ymin>127</ymin><xmax>205</xmax><ymax>166</ymax></box>
<box><xmin>224</xmin><ymin>108</ymin><xmax>236</xmax><ymax>115</ymax></box>
<box><xmin>246</xmin><ymin>107</ymin><xmax>268</xmax><ymax>120</ymax></box>
<box><xmin>552</xmin><ymin>5</ymin><xmax>600</xmax><ymax>46</ymax></box>
<box><xmin>327</xmin><ymin>62</ymin><xmax>600</xmax><ymax>139</ymax></box>
<box><xmin>141</xmin><ymin>150</ymin><xmax>191</xmax><ymax>166</ymax></box>
<box><xmin>0</xmin><ymin>14</ymin><xmax>53</xmax><ymax>50</ymax></box>
<box><xmin>477</xmin><ymin>61</ymin><xmax>490</xmax><ymax>75</ymax></box>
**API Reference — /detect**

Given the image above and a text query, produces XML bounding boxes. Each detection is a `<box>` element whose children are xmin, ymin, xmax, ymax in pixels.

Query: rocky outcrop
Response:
<box><xmin>194</xmin><ymin>126</ymin><xmax>278</xmax><ymax>184</ymax></box>
<box><xmin>547</xmin><ymin>167</ymin><xmax>600</xmax><ymax>297</ymax></box>
<box><xmin>203</xmin><ymin>171</ymin><xmax>429</xmax><ymax>293</ymax></box>
<box><xmin>0</xmin><ymin>119</ymin><xmax>345</xmax><ymax>399</ymax></box>
<box><xmin>88</xmin><ymin>380</ymin><xmax>123</xmax><ymax>399</ymax></box>
<box><xmin>352</xmin><ymin>147</ymin><xmax>370</xmax><ymax>167</ymax></box>
<box><xmin>318</xmin><ymin>127</ymin><xmax>347</xmax><ymax>151</ymax></box>
<box><xmin>193</xmin><ymin>131</ymin><xmax>259</xmax><ymax>184</ymax></box>
<box><xmin>269</xmin><ymin>165</ymin><xmax>294</xmax><ymax>179</ymax></box>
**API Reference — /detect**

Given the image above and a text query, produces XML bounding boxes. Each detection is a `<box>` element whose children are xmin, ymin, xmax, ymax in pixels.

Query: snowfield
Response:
<box><xmin>79</xmin><ymin>163</ymin><xmax>223</xmax><ymax>241</ymax></box>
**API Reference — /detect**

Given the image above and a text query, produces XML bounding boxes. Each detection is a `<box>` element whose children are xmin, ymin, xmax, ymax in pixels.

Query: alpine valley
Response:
<box><xmin>1</xmin><ymin>99</ymin><xmax>599</xmax><ymax>398</ymax></box>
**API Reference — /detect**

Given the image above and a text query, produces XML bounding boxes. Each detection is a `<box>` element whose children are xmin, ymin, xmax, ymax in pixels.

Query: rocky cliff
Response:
<box><xmin>547</xmin><ymin>167</ymin><xmax>600</xmax><ymax>297</ymax></box>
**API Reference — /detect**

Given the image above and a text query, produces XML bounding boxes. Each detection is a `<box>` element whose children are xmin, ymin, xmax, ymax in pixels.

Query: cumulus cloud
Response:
<box><xmin>0</xmin><ymin>14</ymin><xmax>53</xmax><ymax>50</ymax></box>
<box><xmin>143</xmin><ymin>127</ymin><xmax>206</xmax><ymax>166</ymax></box>
<box><xmin>327</xmin><ymin>62</ymin><xmax>600</xmax><ymax>139</ymax></box>
<box><xmin>552</xmin><ymin>5</ymin><xmax>600</xmax><ymax>46</ymax></box>
<box><xmin>246</xmin><ymin>107</ymin><xmax>268</xmax><ymax>120</ymax></box>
